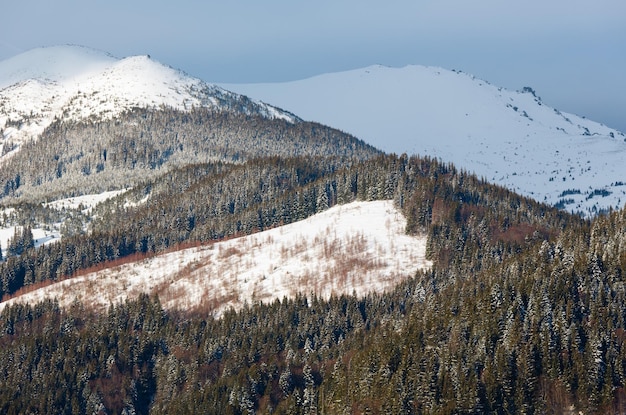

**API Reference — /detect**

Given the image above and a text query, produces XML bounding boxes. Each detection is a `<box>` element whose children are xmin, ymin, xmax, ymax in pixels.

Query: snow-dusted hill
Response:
<box><xmin>222</xmin><ymin>65</ymin><xmax>626</xmax><ymax>216</ymax></box>
<box><xmin>0</xmin><ymin>45</ymin><xmax>296</xmax><ymax>158</ymax></box>
<box><xmin>0</xmin><ymin>200</ymin><xmax>431</xmax><ymax>317</ymax></box>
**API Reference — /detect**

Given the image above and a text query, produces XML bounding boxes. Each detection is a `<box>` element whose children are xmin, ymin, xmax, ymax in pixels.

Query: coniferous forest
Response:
<box><xmin>1</xmin><ymin>108</ymin><xmax>626</xmax><ymax>414</ymax></box>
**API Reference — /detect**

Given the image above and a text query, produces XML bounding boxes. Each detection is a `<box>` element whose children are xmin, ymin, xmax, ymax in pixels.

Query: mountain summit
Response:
<box><xmin>223</xmin><ymin>65</ymin><xmax>626</xmax><ymax>216</ymax></box>
<box><xmin>0</xmin><ymin>46</ymin><xmax>376</xmax><ymax>202</ymax></box>
<box><xmin>0</xmin><ymin>45</ymin><xmax>297</xmax><ymax>157</ymax></box>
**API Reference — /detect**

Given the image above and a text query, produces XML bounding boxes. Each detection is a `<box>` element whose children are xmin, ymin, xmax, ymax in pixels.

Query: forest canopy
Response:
<box><xmin>2</xmin><ymin>150</ymin><xmax>625</xmax><ymax>414</ymax></box>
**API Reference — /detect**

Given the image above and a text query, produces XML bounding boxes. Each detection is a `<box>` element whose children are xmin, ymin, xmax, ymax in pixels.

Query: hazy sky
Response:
<box><xmin>2</xmin><ymin>0</ymin><xmax>625</xmax><ymax>132</ymax></box>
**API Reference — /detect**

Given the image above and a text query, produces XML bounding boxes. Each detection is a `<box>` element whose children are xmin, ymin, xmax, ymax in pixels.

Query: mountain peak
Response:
<box><xmin>0</xmin><ymin>45</ymin><xmax>298</xmax><ymax>158</ymax></box>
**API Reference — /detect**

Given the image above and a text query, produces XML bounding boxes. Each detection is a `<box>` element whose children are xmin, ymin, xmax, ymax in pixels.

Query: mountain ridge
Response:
<box><xmin>222</xmin><ymin>64</ymin><xmax>626</xmax><ymax>216</ymax></box>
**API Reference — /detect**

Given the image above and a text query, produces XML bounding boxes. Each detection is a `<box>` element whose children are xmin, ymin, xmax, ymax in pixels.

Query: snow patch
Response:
<box><xmin>0</xmin><ymin>189</ymin><xmax>129</xmax><ymax>251</ymax></box>
<box><xmin>0</xmin><ymin>226</ymin><xmax>59</xmax><ymax>252</ymax></box>
<box><xmin>45</xmin><ymin>189</ymin><xmax>128</xmax><ymax>213</ymax></box>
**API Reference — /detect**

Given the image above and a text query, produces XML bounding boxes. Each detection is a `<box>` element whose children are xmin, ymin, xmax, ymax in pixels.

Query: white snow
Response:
<box><xmin>0</xmin><ymin>225</ymin><xmax>59</xmax><ymax>251</ymax></box>
<box><xmin>0</xmin><ymin>45</ymin><xmax>117</xmax><ymax>89</ymax></box>
<box><xmin>0</xmin><ymin>189</ymin><xmax>128</xmax><ymax>251</ymax></box>
<box><xmin>0</xmin><ymin>200</ymin><xmax>431</xmax><ymax>317</ymax></box>
<box><xmin>221</xmin><ymin>65</ymin><xmax>626</xmax><ymax>217</ymax></box>
<box><xmin>45</xmin><ymin>189</ymin><xmax>128</xmax><ymax>213</ymax></box>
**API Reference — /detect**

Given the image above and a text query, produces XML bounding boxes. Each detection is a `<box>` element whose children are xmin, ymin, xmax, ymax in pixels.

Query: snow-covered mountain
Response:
<box><xmin>222</xmin><ymin>65</ymin><xmax>626</xmax><ymax>216</ymax></box>
<box><xmin>6</xmin><ymin>47</ymin><xmax>619</xmax><ymax>216</ymax></box>
<box><xmin>0</xmin><ymin>45</ymin><xmax>297</xmax><ymax>158</ymax></box>
<box><xmin>0</xmin><ymin>200</ymin><xmax>431</xmax><ymax>317</ymax></box>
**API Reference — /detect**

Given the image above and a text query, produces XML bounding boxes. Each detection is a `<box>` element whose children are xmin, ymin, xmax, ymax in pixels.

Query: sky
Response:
<box><xmin>1</xmin><ymin>0</ymin><xmax>625</xmax><ymax>133</ymax></box>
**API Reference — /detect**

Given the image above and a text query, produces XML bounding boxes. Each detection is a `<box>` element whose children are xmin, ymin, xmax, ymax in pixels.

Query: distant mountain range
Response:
<box><xmin>222</xmin><ymin>65</ymin><xmax>626</xmax><ymax>216</ymax></box>
<box><xmin>3</xmin><ymin>47</ymin><xmax>625</xmax><ymax>216</ymax></box>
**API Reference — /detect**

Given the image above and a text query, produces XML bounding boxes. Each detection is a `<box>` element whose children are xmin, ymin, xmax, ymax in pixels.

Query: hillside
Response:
<box><xmin>2</xmin><ymin>153</ymin><xmax>625</xmax><ymax>413</ymax></box>
<box><xmin>222</xmin><ymin>65</ymin><xmax>626</xmax><ymax>216</ymax></box>
<box><xmin>0</xmin><ymin>200</ymin><xmax>431</xmax><ymax>316</ymax></box>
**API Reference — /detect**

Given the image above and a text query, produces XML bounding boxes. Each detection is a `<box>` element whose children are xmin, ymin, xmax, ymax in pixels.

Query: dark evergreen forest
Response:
<box><xmin>0</xmin><ymin>107</ymin><xmax>378</xmax><ymax>203</ymax></box>
<box><xmin>1</xmin><ymin>108</ymin><xmax>626</xmax><ymax>413</ymax></box>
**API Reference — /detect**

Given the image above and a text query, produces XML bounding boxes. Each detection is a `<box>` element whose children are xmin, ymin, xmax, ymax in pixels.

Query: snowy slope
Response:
<box><xmin>222</xmin><ymin>65</ymin><xmax>626</xmax><ymax>216</ymax></box>
<box><xmin>0</xmin><ymin>190</ymin><xmax>129</xmax><ymax>251</ymax></box>
<box><xmin>0</xmin><ymin>45</ymin><xmax>297</xmax><ymax>158</ymax></box>
<box><xmin>0</xmin><ymin>225</ymin><xmax>59</xmax><ymax>251</ymax></box>
<box><xmin>0</xmin><ymin>200</ymin><xmax>431</xmax><ymax>317</ymax></box>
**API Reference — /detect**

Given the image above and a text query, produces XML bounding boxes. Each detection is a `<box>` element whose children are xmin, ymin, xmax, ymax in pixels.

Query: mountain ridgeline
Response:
<box><xmin>223</xmin><ymin>65</ymin><xmax>626</xmax><ymax>217</ymax></box>
<box><xmin>0</xmin><ymin>106</ymin><xmax>378</xmax><ymax>202</ymax></box>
